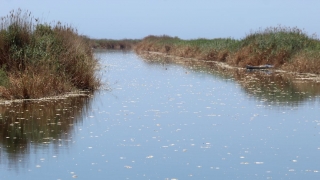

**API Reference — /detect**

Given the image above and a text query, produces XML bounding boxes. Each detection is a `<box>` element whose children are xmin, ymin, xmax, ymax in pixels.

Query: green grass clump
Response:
<box><xmin>135</xmin><ymin>26</ymin><xmax>320</xmax><ymax>74</ymax></box>
<box><xmin>232</xmin><ymin>26</ymin><xmax>320</xmax><ymax>68</ymax></box>
<box><xmin>0</xmin><ymin>66</ymin><xmax>9</xmax><ymax>87</ymax></box>
<box><xmin>0</xmin><ymin>9</ymin><xmax>100</xmax><ymax>99</ymax></box>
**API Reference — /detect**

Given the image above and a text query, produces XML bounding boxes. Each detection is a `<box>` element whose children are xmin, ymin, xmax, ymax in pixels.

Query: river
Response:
<box><xmin>0</xmin><ymin>50</ymin><xmax>320</xmax><ymax>179</ymax></box>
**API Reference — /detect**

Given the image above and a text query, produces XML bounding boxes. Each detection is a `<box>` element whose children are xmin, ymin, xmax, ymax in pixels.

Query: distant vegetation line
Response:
<box><xmin>88</xmin><ymin>38</ymin><xmax>140</xmax><ymax>50</ymax></box>
<box><xmin>135</xmin><ymin>26</ymin><xmax>320</xmax><ymax>74</ymax></box>
<box><xmin>0</xmin><ymin>9</ymin><xmax>100</xmax><ymax>100</ymax></box>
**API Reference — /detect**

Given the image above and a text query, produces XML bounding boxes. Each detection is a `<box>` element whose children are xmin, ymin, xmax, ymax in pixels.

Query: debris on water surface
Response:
<box><xmin>240</xmin><ymin>162</ymin><xmax>250</xmax><ymax>165</ymax></box>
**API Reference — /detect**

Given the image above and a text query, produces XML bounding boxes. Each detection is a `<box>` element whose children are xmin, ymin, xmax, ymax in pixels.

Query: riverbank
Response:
<box><xmin>0</xmin><ymin>9</ymin><xmax>100</xmax><ymax>100</ymax></box>
<box><xmin>135</xmin><ymin>26</ymin><xmax>320</xmax><ymax>75</ymax></box>
<box><xmin>137</xmin><ymin>50</ymin><xmax>320</xmax><ymax>83</ymax></box>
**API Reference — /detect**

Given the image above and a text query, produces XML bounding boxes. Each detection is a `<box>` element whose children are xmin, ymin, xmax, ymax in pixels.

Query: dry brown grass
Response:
<box><xmin>226</xmin><ymin>45</ymin><xmax>290</xmax><ymax>68</ymax></box>
<box><xmin>282</xmin><ymin>51</ymin><xmax>320</xmax><ymax>74</ymax></box>
<box><xmin>6</xmin><ymin>67</ymin><xmax>72</xmax><ymax>99</ymax></box>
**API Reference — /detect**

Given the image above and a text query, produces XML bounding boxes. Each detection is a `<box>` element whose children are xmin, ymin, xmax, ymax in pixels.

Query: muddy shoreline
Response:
<box><xmin>138</xmin><ymin>51</ymin><xmax>320</xmax><ymax>83</ymax></box>
<box><xmin>0</xmin><ymin>91</ymin><xmax>92</xmax><ymax>105</ymax></box>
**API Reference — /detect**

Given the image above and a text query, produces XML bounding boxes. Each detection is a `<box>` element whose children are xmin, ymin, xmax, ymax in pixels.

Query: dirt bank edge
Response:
<box><xmin>138</xmin><ymin>51</ymin><xmax>320</xmax><ymax>83</ymax></box>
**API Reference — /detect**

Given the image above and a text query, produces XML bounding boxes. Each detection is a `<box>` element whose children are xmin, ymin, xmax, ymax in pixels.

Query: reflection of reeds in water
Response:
<box><xmin>0</xmin><ymin>95</ymin><xmax>92</xmax><ymax>169</ymax></box>
<box><xmin>139</xmin><ymin>52</ymin><xmax>320</xmax><ymax>106</ymax></box>
<box><xmin>234</xmin><ymin>72</ymin><xmax>320</xmax><ymax>106</ymax></box>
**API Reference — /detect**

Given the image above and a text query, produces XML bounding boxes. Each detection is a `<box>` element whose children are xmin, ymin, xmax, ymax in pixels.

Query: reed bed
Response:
<box><xmin>135</xmin><ymin>26</ymin><xmax>320</xmax><ymax>74</ymax></box>
<box><xmin>0</xmin><ymin>9</ymin><xmax>100</xmax><ymax>99</ymax></box>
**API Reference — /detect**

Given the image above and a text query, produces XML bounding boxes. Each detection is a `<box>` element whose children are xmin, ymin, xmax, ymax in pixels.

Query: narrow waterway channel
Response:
<box><xmin>1</xmin><ymin>50</ymin><xmax>320</xmax><ymax>179</ymax></box>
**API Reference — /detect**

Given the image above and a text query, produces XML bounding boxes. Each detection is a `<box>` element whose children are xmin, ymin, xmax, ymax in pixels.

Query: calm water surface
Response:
<box><xmin>1</xmin><ymin>50</ymin><xmax>320</xmax><ymax>179</ymax></box>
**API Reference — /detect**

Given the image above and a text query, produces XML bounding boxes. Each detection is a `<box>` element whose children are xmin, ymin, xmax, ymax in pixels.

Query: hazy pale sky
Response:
<box><xmin>1</xmin><ymin>0</ymin><xmax>319</xmax><ymax>40</ymax></box>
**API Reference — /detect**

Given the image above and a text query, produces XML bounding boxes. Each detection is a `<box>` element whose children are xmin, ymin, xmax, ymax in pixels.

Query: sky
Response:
<box><xmin>1</xmin><ymin>0</ymin><xmax>319</xmax><ymax>40</ymax></box>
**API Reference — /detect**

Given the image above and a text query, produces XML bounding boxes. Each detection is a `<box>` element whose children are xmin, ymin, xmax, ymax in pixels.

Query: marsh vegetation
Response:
<box><xmin>0</xmin><ymin>9</ymin><xmax>100</xmax><ymax>100</ymax></box>
<box><xmin>135</xmin><ymin>26</ymin><xmax>320</xmax><ymax>74</ymax></box>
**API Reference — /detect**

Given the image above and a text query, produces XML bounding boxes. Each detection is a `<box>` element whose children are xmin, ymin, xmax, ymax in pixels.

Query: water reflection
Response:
<box><xmin>138</xmin><ymin>52</ymin><xmax>320</xmax><ymax>106</ymax></box>
<box><xmin>0</xmin><ymin>95</ymin><xmax>92</xmax><ymax>170</ymax></box>
<box><xmin>234</xmin><ymin>72</ymin><xmax>320</xmax><ymax>106</ymax></box>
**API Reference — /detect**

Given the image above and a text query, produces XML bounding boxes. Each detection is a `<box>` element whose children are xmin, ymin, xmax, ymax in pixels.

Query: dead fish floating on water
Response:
<box><xmin>246</xmin><ymin>64</ymin><xmax>274</xmax><ymax>70</ymax></box>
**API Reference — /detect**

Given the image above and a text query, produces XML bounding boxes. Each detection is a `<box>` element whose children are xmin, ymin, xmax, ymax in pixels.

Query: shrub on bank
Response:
<box><xmin>135</xmin><ymin>26</ymin><xmax>320</xmax><ymax>74</ymax></box>
<box><xmin>0</xmin><ymin>9</ymin><xmax>100</xmax><ymax>99</ymax></box>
